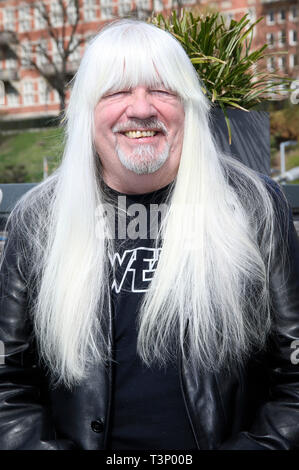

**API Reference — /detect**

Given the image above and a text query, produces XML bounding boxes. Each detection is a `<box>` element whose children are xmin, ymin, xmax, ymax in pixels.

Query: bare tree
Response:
<box><xmin>19</xmin><ymin>0</ymin><xmax>90</xmax><ymax>113</ymax></box>
<box><xmin>16</xmin><ymin>0</ymin><xmax>192</xmax><ymax>114</ymax></box>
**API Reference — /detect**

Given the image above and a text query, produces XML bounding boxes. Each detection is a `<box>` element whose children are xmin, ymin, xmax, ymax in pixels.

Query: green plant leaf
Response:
<box><xmin>151</xmin><ymin>9</ymin><xmax>290</xmax><ymax>143</ymax></box>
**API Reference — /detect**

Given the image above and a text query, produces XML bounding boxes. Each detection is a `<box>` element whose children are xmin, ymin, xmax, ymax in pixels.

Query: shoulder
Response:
<box><xmin>1</xmin><ymin>176</ymin><xmax>56</xmax><ymax>281</ymax></box>
<box><xmin>224</xmin><ymin>156</ymin><xmax>291</xmax><ymax>217</ymax></box>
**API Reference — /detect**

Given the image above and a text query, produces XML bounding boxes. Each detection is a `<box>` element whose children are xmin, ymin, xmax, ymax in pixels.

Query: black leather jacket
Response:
<box><xmin>1</xmin><ymin>193</ymin><xmax>299</xmax><ymax>450</ymax></box>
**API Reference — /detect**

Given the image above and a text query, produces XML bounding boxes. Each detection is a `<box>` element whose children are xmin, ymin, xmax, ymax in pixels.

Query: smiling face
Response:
<box><xmin>93</xmin><ymin>85</ymin><xmax>185</xmax><ymax>194</ymax></box>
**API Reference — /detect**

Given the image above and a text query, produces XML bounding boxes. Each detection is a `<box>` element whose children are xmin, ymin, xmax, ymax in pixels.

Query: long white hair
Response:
<box><xmin>4</xmin><ymin>19</ymin><xmax>289</xmax><ymax>388</ymax></box>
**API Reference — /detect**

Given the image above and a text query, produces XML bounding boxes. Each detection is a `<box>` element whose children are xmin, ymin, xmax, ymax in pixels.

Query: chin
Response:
<box><xmin>117</xmin><ymin>143</ymin><xmax>170</xmax><ymax>176</ymax></box>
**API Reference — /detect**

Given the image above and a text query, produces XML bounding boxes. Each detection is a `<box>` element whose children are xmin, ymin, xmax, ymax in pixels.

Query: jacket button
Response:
<box><xmin>91</xmin><ymin>419</ymin><xmax>104</xmax><ymax>433</ymax></box>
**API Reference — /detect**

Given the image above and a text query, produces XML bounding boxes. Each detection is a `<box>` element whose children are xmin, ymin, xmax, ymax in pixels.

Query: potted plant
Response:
<box><xmin>151</xmin><ymin>10</ymin><xmax>290</xmax><ymax>175</ymax></box>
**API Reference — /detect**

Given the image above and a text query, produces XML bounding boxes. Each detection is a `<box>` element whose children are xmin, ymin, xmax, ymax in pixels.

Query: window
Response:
<box><xmin>289</xmin><ymin>54</ymin><xmax>298</xmax><ymax>69</ymax></box>
<box><xmin>135</xmin><ymin>0</ymin><xmax>151</xmax><ymax>19</ymax></box>
<box><xmin>289</xmin><ymin>6</ymin><xmax>298</xmax><ymax>21</ymax></box>
<box><xmin>4</xmin><ymin>7</ymin><xmax>15</xmax><ymax>31</ymax></box>
<box><xmin>53</xmin><ymin>89</ymin><xmax>60</xmax><ymax>103</ymax></box>
<box><xmin>34</xmin><ymin>4</ymin><xmax>47</xmax><ymax>30</ymax></box>
<box><xmin>267</xmin><ymin>56</ymin><xmax>275</xmax><ymax>72</ymax></box>
<box><xmin>23</xmin><ymin>81</ymin><xmax>35</xmax><ymax>106</ymax></box>
<box><xmin>67</xmin><ymin>0</ymin><xmax>78</xmax><ymax>25</ymax></box>
<box><xmin>266</xmin><ymin>10</ymin><xmax>275</xmax><ymax>25</ymax></box>
<box><xmin>100</xmin><ymin>0</ymin><xmax>113</xmax><ymax>19</ymax></box>
<box><xmin>7</xmin><ymin>90</ymin><xmax>19</xmax><ymax>107</ymax></box>
<box><xmin>289</xmin><ymin>30</ymin><xmax>298</xmax><ymax>45</ymax></box>
<box><xmin>21</xmin><ymin>41</ymin><xmax>32</xmax><ymax>68</ymax></box>
<box><xmin>278</xmin><ymin>56</ymin><xmax>286</xmax><ymax>71</ymax></box>
<box><xmin>153</xmin><ymin>0</ymin><xmax>163</xmax><ymax>12</ymax></box>
<box><xmin>38</xmin><ymin>79</ymin><xmax>50</xmax><ymax>104</ymax></box>
<box><xmin>84</xmin><ymin>0</ymin><xmax>96</xmax><ymax>22</ymax></box>
<box><xmin>266</xmin><ymin>32</ymin><xmax>275</xmax><ymax>48</ymax></box>
<box><xmin>247</xmin><ymin>7</ymin><xmax>256</xmax><ymax>25</ymax></box>
<box><xmin>52</xmin><ymin>39</ymin><xmax>63</xmax><ymax>64</ymax></box>
<box><xmin>19</xmin><ymin>4</ymin><xmax>31</xmax><ymax>32</ymax></box>
<box><xmin>135</xmin><ymin>0</ymin><xmax>151</xmax><ymax>11</ymax></box>
<box><xmin>51</xmin><ymin>0</ymin><xmax>63</xmax><ymax>27</ymax></box>
<box><xmin>36</xmin><ymin>39</ymin><xmax>49</xmax><ymax>67</ymax></box>
<box><xmin>278</xmin><ymin>9</ymin><xmax>286</xmax><ymax>23</ymax></box>
<box><xmin>69</xmin><ymin>38</ymin><xmax>81</xmax><ymax>63</ymax></box>
<box><xmin>6</xmin><ymin>58</ymin><xmax>16</xmax><ymax>70</ymax></box>
<box><xmin>278</xmin><ymin>30</ymin><xmax>286</xmax><ymax>47</ymax></box>
<box><xmin>118</xmin><ymin>0</ymin><xmax>131</xmax><ymax>17</ymax></box>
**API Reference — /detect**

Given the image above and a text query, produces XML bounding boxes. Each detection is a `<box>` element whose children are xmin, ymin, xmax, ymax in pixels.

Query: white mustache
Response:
<box><xmin>112</xmin><ymin>119</ymin><xmax>168</xmax><ymax>135</ymax></box>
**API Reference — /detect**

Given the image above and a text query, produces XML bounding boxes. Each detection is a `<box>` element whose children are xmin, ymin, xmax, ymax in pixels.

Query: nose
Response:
<box><xmin>125</xmin><ymin>88</ymin><xmax>157</xmax><ymax>120</ymax></box>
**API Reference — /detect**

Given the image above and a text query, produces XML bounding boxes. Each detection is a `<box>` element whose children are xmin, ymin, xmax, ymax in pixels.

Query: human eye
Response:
<box><xmin>150</xmin><ymin>89</ymin><xmax>176</xmax><ymax>98</ymax></box>
<box><xmin>151</xmin><ymin>89</ymin><xmax>171</xmax><ymax>94</ymax></box>
<box><xmin>103</xmin><ymin>89</ymin><xmax>131</xmax><ymax>98</ymax></box>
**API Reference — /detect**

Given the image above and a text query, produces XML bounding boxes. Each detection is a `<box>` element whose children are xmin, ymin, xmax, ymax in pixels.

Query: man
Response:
<box><xmin>1</xmin><ymin>19</ymin><xmax>299</xmax><ymax>451</ymax></box>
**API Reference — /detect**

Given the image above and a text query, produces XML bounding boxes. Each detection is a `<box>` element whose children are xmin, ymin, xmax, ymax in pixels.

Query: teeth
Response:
<box><xmin>124</xmin><ymin>130</ymin><xmax>157</xmax><ymax>139</ymax></box>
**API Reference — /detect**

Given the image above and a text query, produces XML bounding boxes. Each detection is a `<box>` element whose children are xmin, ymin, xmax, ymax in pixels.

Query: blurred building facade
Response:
<box><xmin>207</xmin><ymin>0</ymin><xmax>299</xmax><ymax>81</ymax></box>
<box><xmin>0</xmin><ymin>0</ymin><xmax>298</xmax><ymax>121</ymax></box>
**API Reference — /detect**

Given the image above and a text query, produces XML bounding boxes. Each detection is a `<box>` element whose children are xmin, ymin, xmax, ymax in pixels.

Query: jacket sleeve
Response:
<box><xmin>220</xmin><ymin>184</ymin><xmax>299</xmax><ymax>450</ymax></box>
<box><xmin>0</xmin><ymin>225</ymin><xmax>76</xmax><ymax>450</ymax></box>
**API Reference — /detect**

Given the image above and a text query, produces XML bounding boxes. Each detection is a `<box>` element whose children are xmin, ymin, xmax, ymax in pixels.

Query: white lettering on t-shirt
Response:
<box><xmin>109</xmin><ymin>247</ymin><xmax>161</xmax><ymax>293</ymax></box>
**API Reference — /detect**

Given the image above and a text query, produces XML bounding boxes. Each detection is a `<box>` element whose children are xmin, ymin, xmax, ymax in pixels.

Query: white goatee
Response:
<box><xmin>116</xmin><ymin>142</ymin><xmax>170</xmax><ymax>175</ymax></box>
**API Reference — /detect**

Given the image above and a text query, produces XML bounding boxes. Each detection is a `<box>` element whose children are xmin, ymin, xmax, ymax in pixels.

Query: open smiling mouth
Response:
<box><xmin>120</xmin><ymin>130</ymin><xmax>162</xmax><ymax>140</ymax></box>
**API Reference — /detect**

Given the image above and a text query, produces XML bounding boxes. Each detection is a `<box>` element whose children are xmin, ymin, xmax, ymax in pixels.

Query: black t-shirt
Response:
<box><xmin>104</xmin><ymin>183</ymin><xmax>197</xmax><ymax>450</ymax></box>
